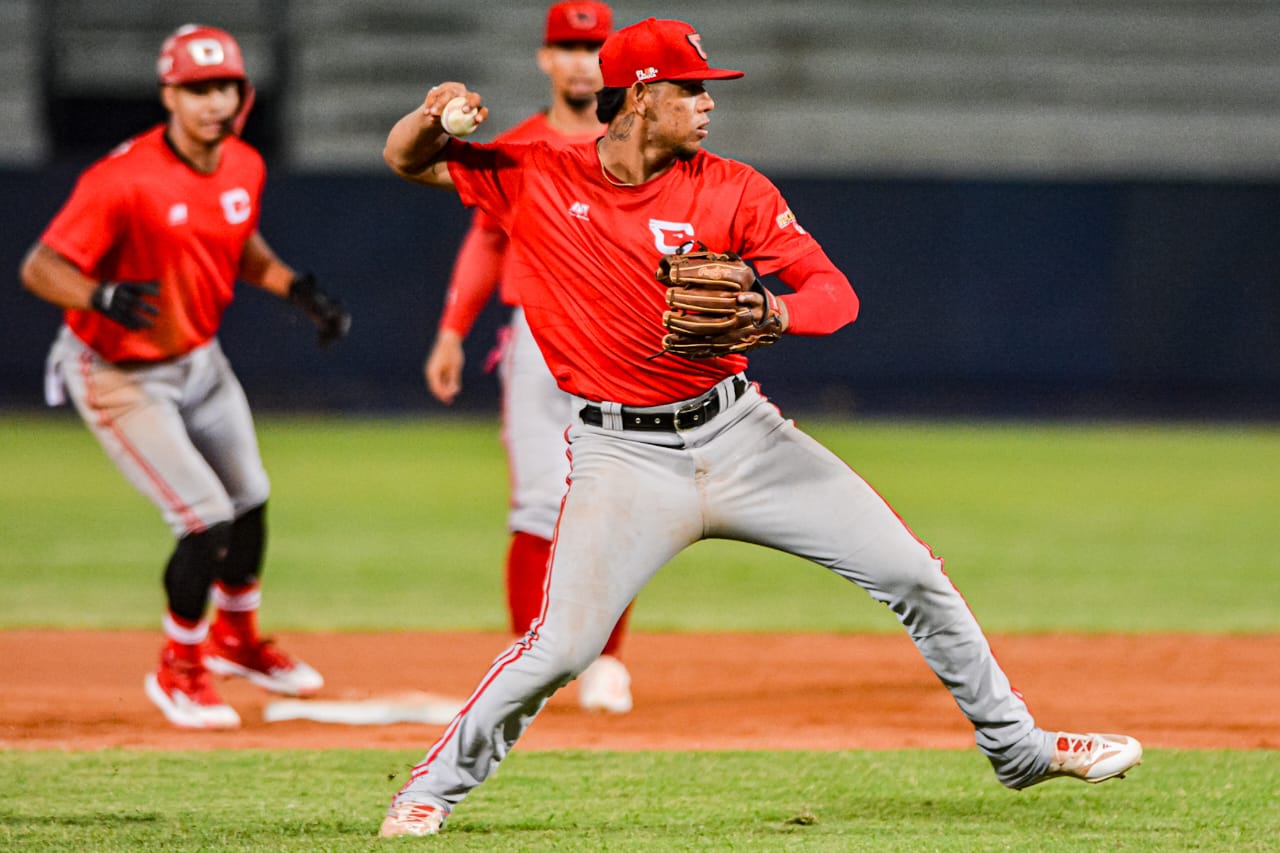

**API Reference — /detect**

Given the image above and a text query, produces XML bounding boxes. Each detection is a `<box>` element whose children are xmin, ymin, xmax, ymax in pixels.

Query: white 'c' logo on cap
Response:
<box><xmin>186</xmin><ymin>39</ymin><xmax>226</xmax><ymax>67</ymax></box>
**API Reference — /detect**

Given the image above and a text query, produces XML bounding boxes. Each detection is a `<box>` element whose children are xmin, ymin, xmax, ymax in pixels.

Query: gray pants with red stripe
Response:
<box><xmin>48</xmin><ymin>326</ymin><xmax>269</xmax><ymax>536</ymax></box>
<box><xmin>393</xmin><ymin>377</ymin><xmax>1054</xmax><ymax>809</ymax></box>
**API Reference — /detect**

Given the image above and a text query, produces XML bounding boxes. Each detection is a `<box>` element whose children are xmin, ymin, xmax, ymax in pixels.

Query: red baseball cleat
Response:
<box><xmin>203</xmin><ymin>628</ymin><xmax>324</xmax><ymax>697</ymax></box>
<box><xmin>144</xmin><ymin>644</ymin><xmax>240</xmax><ymax>730</ymax></box>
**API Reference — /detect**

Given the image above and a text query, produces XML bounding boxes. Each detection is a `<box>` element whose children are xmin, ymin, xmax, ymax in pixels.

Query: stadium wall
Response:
<box><xmin>2</xmin><ymin>168</ymin><xmax>1277</xmax><ymax>419</ymax></box>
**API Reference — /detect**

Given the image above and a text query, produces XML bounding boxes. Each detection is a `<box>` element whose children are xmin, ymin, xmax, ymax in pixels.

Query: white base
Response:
<box><xmin>263</xmin><ymin>691</ymin><xmax>464</xmax><ymax>725</ymax></box>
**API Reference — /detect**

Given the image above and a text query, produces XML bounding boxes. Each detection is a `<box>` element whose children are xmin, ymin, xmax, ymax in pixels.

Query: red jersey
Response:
<box><xmin>438</xmin><ymin>112</ymin><xmax>603</xmax><ymax>337</ymax></box>
<box><xmin>41</xmin><ymin>125</ymin><xmax>265</xmax><ymax>363</ymax></box>
<box><xmin>447</xmin><ymin>139</ymin><xmax>836</xmax><ymax>404</ymax></box>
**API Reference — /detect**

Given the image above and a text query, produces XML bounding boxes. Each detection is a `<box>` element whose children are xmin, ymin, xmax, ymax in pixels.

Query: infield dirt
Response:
<box><xmin>2</xmin><ymin>630</ymin><xmax>1276</xmax><ymax>752</ymax></box>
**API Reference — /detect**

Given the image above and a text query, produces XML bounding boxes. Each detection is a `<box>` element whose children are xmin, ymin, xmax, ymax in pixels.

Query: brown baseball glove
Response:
<box><xmin>656</xmin><ymin>247</ymin><xmax>784</xmax><ymax>359</ymax></box>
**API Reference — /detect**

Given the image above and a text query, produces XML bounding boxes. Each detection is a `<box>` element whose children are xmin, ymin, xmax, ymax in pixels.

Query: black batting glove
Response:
<box><xmin>288</xmin><ymin>272</ymin><xmax>351</xmax><ymax>348</ymax></box>
<box><xmin>90</xmin><ymin>281</ymin><xmax>160</xmax><ymax>329</ymax></box>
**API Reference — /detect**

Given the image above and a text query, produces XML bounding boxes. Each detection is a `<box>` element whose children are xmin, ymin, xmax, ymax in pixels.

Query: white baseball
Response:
<box><xmin>440</xmin><ymin>96</ymin><xmax>478</xmax><ymax>137</ymax></box>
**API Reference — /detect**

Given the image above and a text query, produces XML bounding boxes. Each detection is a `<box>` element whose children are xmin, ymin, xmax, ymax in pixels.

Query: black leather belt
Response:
<box><xmin>579</xmin><ymin>376</ymin><xmax>747</xmax><ymax>432</ymax></box>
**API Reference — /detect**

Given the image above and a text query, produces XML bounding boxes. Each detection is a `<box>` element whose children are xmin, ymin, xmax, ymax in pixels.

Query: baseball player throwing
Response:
<box><xmin>19</xmin><ymin>25</ymin><xmax>350</xmax><ymax>730</ymax></box>
<box><xmin>378</xmin><ymin>17</ymin><xmax>1142</xmax><ymax>837</ymax></box>
<box><xmin>424</xmin><ymin>1</ymin><xmax>634</xmax><ymax>714</ymax></box>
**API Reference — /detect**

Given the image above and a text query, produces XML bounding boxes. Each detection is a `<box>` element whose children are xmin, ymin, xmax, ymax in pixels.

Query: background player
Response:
<box><xmin>379</xmin><ymin>16</ymin><xmax>1141</xmax><ymax>837</ymax></box>
<box><xmin>423</xmin><ymin>1</ymin><xmax>633</xmax><ymax>714</ymax></box>
<box><xmin>19</xmin><ymin>24</ymin><xmax>350</xmax><ymax>730</ymax></box>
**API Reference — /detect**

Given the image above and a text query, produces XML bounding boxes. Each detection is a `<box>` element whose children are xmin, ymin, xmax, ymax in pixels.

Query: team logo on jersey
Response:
<box><xmin>168</xmin><ymin>203</ymin><xmax>189</xmax><ymax>225</ymax></box>
<box><xmin>568</xmin><ymin>201</ymin><xmax>591</xmax><ymax>221</ymax></box>
<box><xmin>775</xmin><ymin>207</ymin><xmax>806</xmax><ymax>234</ymax></box>
<box><xmin>220</xmin><ymin>188</ymin><xmax>252</xmax><ymax>225</ymax></box>
<box><xmin>649</xmin><ymin>219</ymin><xmax>695</xmax><ymax>253</ymax></box>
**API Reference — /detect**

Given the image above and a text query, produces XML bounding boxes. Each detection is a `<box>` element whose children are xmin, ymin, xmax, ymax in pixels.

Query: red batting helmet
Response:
<box><xmin>157</xmin><ymin>24</ymin><xmax>256</xmax><ymax>134</ymax></box>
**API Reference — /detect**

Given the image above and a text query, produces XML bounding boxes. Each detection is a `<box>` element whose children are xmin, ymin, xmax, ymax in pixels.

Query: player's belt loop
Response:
<box><xmin>598</xmin><ymin>401</ymin><xmax>624</xmax><ymax>431</ymax></box>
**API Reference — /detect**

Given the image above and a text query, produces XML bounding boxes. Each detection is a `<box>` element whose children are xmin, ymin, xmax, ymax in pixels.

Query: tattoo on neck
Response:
<box><xmin>608</xmin><ymin>114</ymin><xmax>635</xmax><ymax>141</ymax></box>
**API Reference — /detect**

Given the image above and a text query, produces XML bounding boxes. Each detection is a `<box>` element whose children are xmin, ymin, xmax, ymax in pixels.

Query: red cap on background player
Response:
<box><xmin>156</xmin><ymin>24</ymin><xmax>256</xmax><ymax>135</ymax></box>
<box><xmin>544</xmin><ymin>1</ymin><xmax>613</xmax><ymax>46</ymax></box>
<box><xmin>598</xmin><ymin>18</ymin><xmax>744</xmax><ymax>87</ymax></box>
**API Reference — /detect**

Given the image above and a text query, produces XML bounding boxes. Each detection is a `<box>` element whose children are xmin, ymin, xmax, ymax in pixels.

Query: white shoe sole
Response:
<box><xmin>578</xmin><ymin>656</ymin><xmax>633</xmax><ymax>714</ymax></box>
<box><xmin>1079</xmin><ymin>736</ymin><xmax>1144</xmax><ymax>782</ymax></box>
<box><xmin>144</xmin><ymin>674</ymin><xmax>240</xmax><ymax>730</ymax></box>
<box><xmin>580</xmin><ymin>691</ymin><xmax>634</xmax><ymax>714</ymax></box>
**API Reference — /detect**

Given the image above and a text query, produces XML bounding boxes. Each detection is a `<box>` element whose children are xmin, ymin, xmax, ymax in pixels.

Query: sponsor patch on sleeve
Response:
<box><xmin>776</xmin><ymin>208</ymin><xmax>806</xmax><ymax>234</ymax></box>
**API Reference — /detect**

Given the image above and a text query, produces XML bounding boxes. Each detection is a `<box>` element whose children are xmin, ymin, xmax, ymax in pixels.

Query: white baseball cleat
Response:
<box><xmin>379</xmin><ymin>801</ymin><xmax>448</xmax><ymax>837</ymax></box>
<box><xmin>1037</xmin><ymin>732</ymin><xmax>1143</xmax><ymax>785</ymax></box>
<box><xmin>578</xmin><ymin>654</ymin><xmax>633</xmax><ymax>714</ymax></box>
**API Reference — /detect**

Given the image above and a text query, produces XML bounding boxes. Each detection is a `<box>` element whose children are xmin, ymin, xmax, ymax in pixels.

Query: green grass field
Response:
<box><xmin>1</xmin><ymin>750</ymin><xmax>1276</xmax><ymax>851</ymax></box>
<box><xmin>3</xmin><ymin>413</ymin><xmax>1276</xmax><ymax>633</ymax></box>
<box><xmin>2</xmin><ymin>413</ymin><xmax>1277</xmax><ymax>850</ymax></box>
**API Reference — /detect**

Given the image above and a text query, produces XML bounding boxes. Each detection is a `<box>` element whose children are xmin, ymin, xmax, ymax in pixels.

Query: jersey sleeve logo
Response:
<box><xmin>220</xmin><ymin>188</ymin><xmax>252</xmax><ymax>225</ymax></box>
<box><xmin>649</xmin><ymin>219</ymin><xmax>695</xmax><ymax>254</ymax></box>
<box><xmin>108</xmin><ymin>139</ymin><xmax>136</xmax><ymax>159</ymax></box>
<box><xmin>775</xmin><ymin>207</ymin><xmax>806</xmax><ymax>235</ymax></box>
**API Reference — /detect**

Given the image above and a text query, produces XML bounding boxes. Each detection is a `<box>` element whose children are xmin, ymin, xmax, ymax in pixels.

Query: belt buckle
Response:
<box><xmin>674</xmin><ymin>395</ymin><xmax>711</xmax><ymax>431</ymax></box>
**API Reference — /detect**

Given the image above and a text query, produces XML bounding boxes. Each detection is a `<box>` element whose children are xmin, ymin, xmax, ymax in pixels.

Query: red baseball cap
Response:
<box><xmin>544</xmin><ymin>1</ymin><xmax>613</xmax><ymax>47</ymax></box>
<box><xmin>598</xmin><ymin>18</ymin><xmax>743</xmax><ymax>88</ymax></box>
